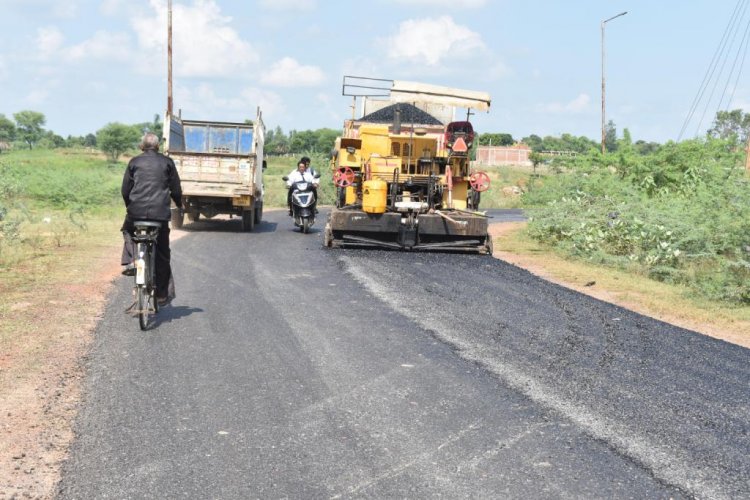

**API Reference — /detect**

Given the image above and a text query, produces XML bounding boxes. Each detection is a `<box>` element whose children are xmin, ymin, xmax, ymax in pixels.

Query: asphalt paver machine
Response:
<box><xmin>324</xmin><ymin>77</ymin><xmax>493</xmax><ymax>253</ymax></box>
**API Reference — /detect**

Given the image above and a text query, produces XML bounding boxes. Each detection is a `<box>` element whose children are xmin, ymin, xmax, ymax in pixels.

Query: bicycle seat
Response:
<box><xmin>133</xmin><ymin>221</ymin><xmax>162</xmax><ymax>230</ymax></box>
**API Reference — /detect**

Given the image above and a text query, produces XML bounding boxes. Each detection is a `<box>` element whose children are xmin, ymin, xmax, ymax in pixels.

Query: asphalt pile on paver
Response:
<box><xmin>359</xmin><ymin>103</ymin><xmax>442</xmax><ymax>125</ymax></box>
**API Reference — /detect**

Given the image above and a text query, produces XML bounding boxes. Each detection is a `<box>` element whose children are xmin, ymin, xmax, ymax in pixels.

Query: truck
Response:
<box><xmin>164</xmin><ymin>108</ymin><xmax>266</xmax><ymax>232</ymax></box>
<box><xmin>324</xmin><ymin>77</ymin><xmax>493</xmax><ymax>253</ymax></box>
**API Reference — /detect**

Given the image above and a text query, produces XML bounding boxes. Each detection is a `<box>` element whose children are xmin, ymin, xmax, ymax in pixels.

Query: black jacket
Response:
<box><xmin>121</xmin><ymin>150</ymin><xmax>182</xmax><ymax>221</ymax></box>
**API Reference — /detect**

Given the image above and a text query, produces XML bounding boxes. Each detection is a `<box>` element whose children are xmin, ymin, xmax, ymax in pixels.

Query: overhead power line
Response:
<box><xmin>678</xmin><ymin>0</ymin><xmax>750</xmax><ymax>140</ymax></box>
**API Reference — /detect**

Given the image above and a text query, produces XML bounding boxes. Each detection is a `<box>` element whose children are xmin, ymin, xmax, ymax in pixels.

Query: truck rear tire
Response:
<box><xmin>241</xmin><ymin>209</ymin><xmax>255</xmax><ymax>232</ymax></box>
<box><xmin>254</xmin><ymin>202</ymin><xmax>263</xmax><ymax>224</ymax></box>
<box><xmin>171</xmin><ymin>208</ymin><xmax>184</xmax><ymax>229</ymax></box>
<box><xmin>187</xmin><ymin>211</ymin><xmax>200</xmax><ymax>222</ymax></box>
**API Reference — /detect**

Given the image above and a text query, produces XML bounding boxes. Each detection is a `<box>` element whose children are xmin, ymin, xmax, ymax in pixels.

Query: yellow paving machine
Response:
<box><xmin>323</xmin><ymin>77</ymin><xmax>493</xmax><ymax>253</ymax></box>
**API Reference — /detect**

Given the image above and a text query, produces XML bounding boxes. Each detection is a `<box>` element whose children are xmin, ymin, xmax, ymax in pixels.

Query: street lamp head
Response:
<box><xmin>603</xmin><ymin>11</ymin><xmax>628</xmax><ymax>24</ymax></box>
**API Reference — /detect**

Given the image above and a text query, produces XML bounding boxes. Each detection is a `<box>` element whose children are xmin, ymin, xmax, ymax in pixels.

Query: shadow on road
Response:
<box><xmin>253</xmin><ymin>221</ymin><xmax>278</xmax><ymax>233</ymax></box>
<box><xmin>153</xmin><ymin>305</ymin><xmax>204</xmax><ymax>327</ymax></box>
<box><xmin>177</xmin><ymin>219</ymin><xmax>278</xmax><ymax>234</ymax></box>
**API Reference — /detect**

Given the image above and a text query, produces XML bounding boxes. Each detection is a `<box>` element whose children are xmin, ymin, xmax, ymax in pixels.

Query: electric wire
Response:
<box><xmin>695</xmin><ymin>0</ymin><xmax>750</xmax><ymax>136</ymax></box>
<box><xmin>725</xmin><ymin>18</ymin><xmax>750</xmax><ymax>114</ymax></box>
<box><xmin>678</xmin><ymin>0</ymin><xmax>746</xmax><ymax>140</ymax></box>
<box><xmin>678</xmin><ymin>0</ymin><xmax>744</xmax><ymax>140</ymax></box>
<box><xmin>716</xmin><ymin>9</ymin><xmax>750</xmax><ymax>115</ymax></box>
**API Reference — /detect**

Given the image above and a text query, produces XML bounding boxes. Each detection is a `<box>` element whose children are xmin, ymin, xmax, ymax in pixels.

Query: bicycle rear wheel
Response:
<box><xmin>138</xmin><ymin>286</ymin><xmax>149</xmax><ymax>330</ymax></box>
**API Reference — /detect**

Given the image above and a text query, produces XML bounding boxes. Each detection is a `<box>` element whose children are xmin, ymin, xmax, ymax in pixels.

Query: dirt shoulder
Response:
<box><xmin>0</xmin><ymin>242</ymin><xmax>121</xmax><ymax>498</ymax></box>
<box><xmin>0</xmin><ymin>220</ymin><xmax>746</xmax><ymax>499</ymax></box>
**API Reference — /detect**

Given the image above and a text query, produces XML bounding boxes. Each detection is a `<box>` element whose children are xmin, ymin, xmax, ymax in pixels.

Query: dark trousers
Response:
<box><xmin>121</xmin><ymin>217</ymin><xmax>173</xmax><ymax>299</ymax></box>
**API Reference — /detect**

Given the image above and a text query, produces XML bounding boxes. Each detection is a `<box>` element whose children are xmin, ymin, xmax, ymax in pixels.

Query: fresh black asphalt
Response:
<box><xmin>58</xmin><ymin>209</ymin><xmax>748</xmax><ymax>498</ymax></box>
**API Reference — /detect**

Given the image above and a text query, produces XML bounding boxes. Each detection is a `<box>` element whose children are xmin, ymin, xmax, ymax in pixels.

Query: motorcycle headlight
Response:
<box><xmin>297</xmin><ymin>182</ymin><xmax>308</xmax><ymax>191</ymax></box>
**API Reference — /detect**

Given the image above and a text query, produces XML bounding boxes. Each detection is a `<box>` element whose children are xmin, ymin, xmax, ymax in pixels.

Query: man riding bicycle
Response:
<box><xmin>121</xmin><ymin>132</ymin><xmax>182</xmax><ymax>306</ymax></box>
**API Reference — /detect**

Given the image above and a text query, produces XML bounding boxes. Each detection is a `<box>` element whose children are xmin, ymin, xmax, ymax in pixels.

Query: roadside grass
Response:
<box><xmin>480</xmin><ymin>165</ymin><xmax>546</xmax><ymax>209</ymax></box>
<box><xmin>520</xmin><ymin>140</ymin><xmax>750</xmax><ymax>305</ymax></box>
<box><xmin>0</xmin><ymin>209</ymin><xmax>122</xmax><ymax>385</ymax></box>
<box><xmin>0</xmin><ymin>148</ymin><xmax>124</xmax><ymax>383</ymax></box>
<box><xmin>1</xmin><ymin>148</ymin><xmax>121</xmax><ymax>209</ymax></box>
<box><xmin>494</xmin><ymin>222</ymin><xmax>750</xmax><ymax>344</ymax></box>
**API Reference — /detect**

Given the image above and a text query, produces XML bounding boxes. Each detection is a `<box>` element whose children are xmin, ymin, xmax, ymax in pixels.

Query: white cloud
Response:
<box><xmin>260</xmin><ymin>57</ymin><xmax>325</xmax><ymax>87</ymax></box>
<box><xmin>539</xmin><ymin>93</ymin><xmax>591</xmax><ymax>114</ymax></box>
<box><xmin>33</xmin><ymin>27</ymin><xmax>133</xmax><ymax>64</ymax></box>
<box><xmin>258</xmin><ymin>0</ymin><xmax>316</xmax><ymax>10</ymax></box>
<box><xmin>383</xmin><ymin>16</ymin><xmax>485</xmax><ymax>66</ymax></box>
<box><xmin>132</xmin><ymin>0</ymin><xmax>259</xmax><ymax>77</ymax></box>
<box><xmin>387</xmin><ymin>0</ymin><xmax>486</xmax><ymax>6</ymax></box>
<box><xmin>100</xmin><ymin>0</ymin><xmax>126</xmax><ymax>16</ymax></box>
<box><xmin>64</xmin><ymin>30</ymin><xmax>133</xmax><ymax>62</ymax></box>
<box><xmin>176</xmin><ymin>83</ymin><xmax>285</xmax><ymax>121</ymax></box>
<box><xmin>36</xmin><ymin>27</ymin><xmax>65</xmax><ymax>59</ymax></box>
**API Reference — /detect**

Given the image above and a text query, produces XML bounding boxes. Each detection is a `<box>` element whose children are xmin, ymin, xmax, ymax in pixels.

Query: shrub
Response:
<box><xmin>524</xmin><ymin>138</ymin><xmax>750</xmax><ymax>304</ymax></box>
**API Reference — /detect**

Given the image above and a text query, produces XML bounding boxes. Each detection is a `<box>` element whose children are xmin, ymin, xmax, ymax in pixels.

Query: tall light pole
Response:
<box><xmin>601</xmin><ymin>11</ymin><xmax>627</xmax><ymax>154</ymax></box>
<box><xmin>167</xmin><ymin>0</ymin><xmax>173</xmax><ymax>118</ymax></box>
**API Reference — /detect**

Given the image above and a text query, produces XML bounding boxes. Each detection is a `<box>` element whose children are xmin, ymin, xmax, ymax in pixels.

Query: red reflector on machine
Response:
<box><xmin>452</xmin><ymin>137</ymin><xmax>468</xmax><ymax>152</ymax></box>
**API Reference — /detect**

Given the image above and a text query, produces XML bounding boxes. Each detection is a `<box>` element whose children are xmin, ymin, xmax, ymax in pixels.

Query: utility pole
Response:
<box><xmin>167</xmin><ymin>0</ymin><xmax>173</xmax><ymax>117</ymax></box>
<box><xmin>601</xmin><ymin>11</ymin><xmax>627</xmax><ymax>154</ymax></box>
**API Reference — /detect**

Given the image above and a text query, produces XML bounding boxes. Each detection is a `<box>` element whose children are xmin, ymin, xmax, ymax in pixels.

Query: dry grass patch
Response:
<box><xmin>0</xmin><ymin>213</ymin><xmax>122</xmax><ymax>498</ymax></box>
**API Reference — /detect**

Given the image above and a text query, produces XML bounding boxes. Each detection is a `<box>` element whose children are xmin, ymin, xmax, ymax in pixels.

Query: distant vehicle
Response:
<box><xmin>164</xmin><ymin>110</ymin><xmax>266</xmax><ymax>232</ymax></box>
<box><xmin>324</xmin><ymin>77</ymin><xmax>493</xmax><ymax>253</ymax></box>
<box><xmin>283</xmin><ymin>173</ymin><xmax>321</xmax><ymax>234</ymax></box>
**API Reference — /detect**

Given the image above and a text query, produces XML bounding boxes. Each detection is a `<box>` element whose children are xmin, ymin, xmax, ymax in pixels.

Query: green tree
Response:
<box><xmin>267</xmin><ymin>126</ymin><xmax>290</xmax><ymax>154</ymax></box>
<box><xmin>134</xmin><ymin>114</ymin><xmax>163</xmax><ymax>140</ymax></box>
<box><xmin>289</xmin><ymin>129</ymin><xmax>317</xmax><ymax>153</ymax></box>
<box><xmin>707</xmin><ymin>109</ymin><xmax>750</xmax><ymax>145</ymax></box>
<box><xmin>13</xmin><ymin>110</ymin><xmax>46</xmax><ymax>150</ymax></box>
<box><xmin>0</xmin><ymin>114</ymin><xmax>16</xmax><ymax>144</ymax></box>
<box><xmin>97</xmin><ymin>122</ymin><xmax>140</xmax><ymax>161</ymax></box>
<box><xmin>618</xmin><ymin>127</ymin><xmax>633</xmax><ymax>154</ymax></box>
<box><xmin>84</xmin><ymin>133</ymin><xmax>97</xmax><ymax>147</ymax></box>
<box><xmin>39</xmin><ymin>130</ymin><xmax>65</xmax><ymax>148</ymax></box>
<box><xmin>65</xmin><ymin>135</ymin><xmax>84</xmax><ymax>147</ymax></box>
<box><xmin>478</xmin><ymin>133</ymin><xmax>515</xmax><ymax>146</ymax></box>
<box><xmin>634</xmin><ymin>140</ymin><xmax>661</xmax><ymax>155</ymax></box>
<box><xmin>522</xmin><ymin>134</ymin><xmax>544</xmax><ymax>152</ymax></box>
<box><xmin>315</xmin><ymin>128</ymin><xmax>340</xmax><ymax>154</ymax></box>
<box><xmin>605</xmin><ymin>120</ymin><xmax>618</xmax><ymax>153</ymax></box>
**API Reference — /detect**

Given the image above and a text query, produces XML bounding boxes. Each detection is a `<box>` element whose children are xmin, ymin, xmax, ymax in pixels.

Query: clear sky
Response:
<box><xmin>0</xmin><ymin>0</ymin><xmax>744</xmax><ymax>143</ymax></box>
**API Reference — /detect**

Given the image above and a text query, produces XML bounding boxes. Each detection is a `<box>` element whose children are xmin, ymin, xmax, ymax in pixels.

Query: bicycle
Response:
<box><xmin>131</xmin><ymin>220</ymin><xmax>161</xmax><ymax>330</ymax></box>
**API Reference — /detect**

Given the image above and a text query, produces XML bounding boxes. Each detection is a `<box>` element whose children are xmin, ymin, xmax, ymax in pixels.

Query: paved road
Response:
<box><xmin>59</xmin><ymin>209</ymin><xmax>748</xmax><ymax>498</ymax></box>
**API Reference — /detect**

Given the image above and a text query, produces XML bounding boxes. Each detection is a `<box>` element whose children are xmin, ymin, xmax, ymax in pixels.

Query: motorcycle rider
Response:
<box><xmin>286</xmin><ymin>159</ymin><xmax>319</xmax><ymax>215</ymax></box>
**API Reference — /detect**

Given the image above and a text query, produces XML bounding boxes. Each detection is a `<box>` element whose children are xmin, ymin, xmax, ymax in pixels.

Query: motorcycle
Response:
<box><xmin>283</xmin><ymin>173</ymin><xmax>320</xmax><ymax>233</ymax></box>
